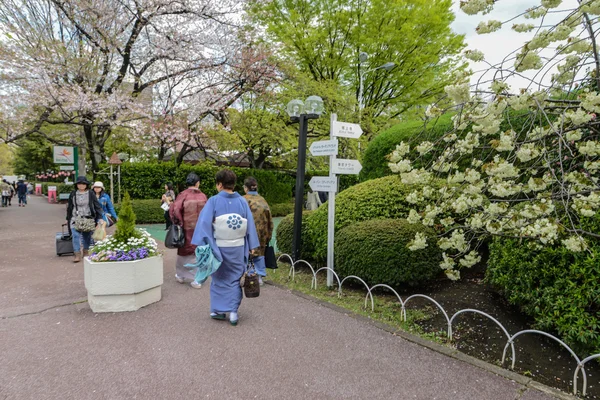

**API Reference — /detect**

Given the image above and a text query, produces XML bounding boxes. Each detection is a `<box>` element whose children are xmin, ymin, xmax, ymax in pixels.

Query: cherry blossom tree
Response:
<box><xmin>0</xmin><ymin>0</ymin><xmax>276</xmax><ymax>173</ymax></box>
<box><xmin>389</xmin><ymin>0</ymin><xmax>600</xmax><ymax>280</ymax></box>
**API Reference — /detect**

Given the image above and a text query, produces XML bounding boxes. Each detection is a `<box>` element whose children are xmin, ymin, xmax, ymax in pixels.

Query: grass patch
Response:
<box><xmin>266</xmin><ymin>263</ymin><xmax>449</xmax><ymax>345</ymax></box>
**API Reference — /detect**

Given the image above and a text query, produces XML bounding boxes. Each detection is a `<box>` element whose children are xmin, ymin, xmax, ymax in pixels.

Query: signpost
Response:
<box><xmin>53</xmin><ymin>146</ymin><xmax>79</xmax><ymax>181</ymax></box>
<box><xmin>310</xmin><ymin>115</ymin><xmax>363</xmax><ymax>287</ymax></box>
<box><xmin>308</xmin><ymin>176</ymin><xmax>337</xmax><ymax>193</ymax></box>
<box><xmin>331</xmin><ymin>159</ymin><xmax>362</xmax><ymax>175</ymax></box>
<box><xmin>309</xmin><ymin>139</ymin><xmax>338</xmax><ymax>157</ymax></box>
<box><xmin>331</xmin><ymin>120</ymin><xmax>363</xmax><ymax>139</ymax></box>
<box><xmin>53</xmin><ymin>146</ymin><xmax>75</xmax><ymax>164</ymax></box>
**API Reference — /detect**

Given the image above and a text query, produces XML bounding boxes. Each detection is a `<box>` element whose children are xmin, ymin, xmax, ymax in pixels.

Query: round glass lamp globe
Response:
<box><xmin>286</xmin><ymin>99</ymin><xmax>304</xmax><ymax>117</ymax></box>
<box><xmin>304</xmin><ymin>96</ymin><xmax>324</xmax><ymax>115</ymax></box>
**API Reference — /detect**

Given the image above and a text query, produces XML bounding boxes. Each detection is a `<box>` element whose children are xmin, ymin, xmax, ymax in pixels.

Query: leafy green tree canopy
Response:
<box><xmin>249</xmin><ymin>0</ymin><xmax>465</xmax><ymax>120</ymax></box>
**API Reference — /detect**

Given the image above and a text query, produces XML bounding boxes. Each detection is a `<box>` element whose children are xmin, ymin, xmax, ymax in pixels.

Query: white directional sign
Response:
<box><xmin>332</xmin><ymin>159</ymin><xmax>362</xmax><ymax>175</ymax></box>
<box><xmin>332</xmin><ymin>121</ymin><xmax>363</xmax><ymax>139</ymax></box>
<box><xmin>309</xmin><ymin>176</ymin><xmax>338</xmax><ymax>193</ymax></box>
<box><xmin>309</xmin><ymin>139</ymin><xmax>338</xmax><ymax>157</ymax></box>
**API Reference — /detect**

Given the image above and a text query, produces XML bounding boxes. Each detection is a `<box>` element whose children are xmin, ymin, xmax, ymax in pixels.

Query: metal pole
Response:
<box><xmin>292</xmin><ymin>114</ymin><xmax>309</xmax><ymax>261</ymax></box>
<box><xmin>110</xmin><ymin>165</ymin><xmax>114</xmax><ymax>202</ymax></box>
<box><xmin>327</xmin><ymin>113</ymin><xmax>338</xmax><ymax>288</ymax></box>
<box><xmin>118</xmin><ymin>165</ymin><xmax>121</xmax><ymax>203</ymax></box>
<box><xmin>73</xmin><ymin>146</ymin><xmax>79</xmax><ymax>180</ymax></box>
<box><xmin>358</xmin><ymin>71</ymin><xmax>364</xmax><ymax>112</ymax></box>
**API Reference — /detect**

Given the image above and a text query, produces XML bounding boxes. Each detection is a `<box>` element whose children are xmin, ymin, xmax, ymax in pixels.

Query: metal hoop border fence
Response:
<box><xmin>278</xmin><ymin>254</ymin><xmax>600</xmax><ymax>397</ymax></box>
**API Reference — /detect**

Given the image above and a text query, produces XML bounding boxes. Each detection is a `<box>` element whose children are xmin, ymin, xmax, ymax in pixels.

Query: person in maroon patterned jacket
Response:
<box><xmin>169</xmin><ymin>173</ymin><xmax>208</xmax><ymax>288</ymax></box>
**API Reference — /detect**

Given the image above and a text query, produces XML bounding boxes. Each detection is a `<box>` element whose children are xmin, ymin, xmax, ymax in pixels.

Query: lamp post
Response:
<box><xmin>357</xmin><ymin>52</ymin><xmax>396</xmax><ymax>112</ymax></box>
<box><xmin>287</xmin><ymin>96</ymin><xmax>324</xmax><ymax>261</ymax></box>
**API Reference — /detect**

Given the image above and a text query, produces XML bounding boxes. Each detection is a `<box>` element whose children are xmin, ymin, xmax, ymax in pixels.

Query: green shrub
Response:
<box><xmin>275</xmin><ymin>211</ymin><xmax>314</xmax><ymax>259</ymax></box>
<box><xmin>112</xmin><ymin>161</ymin><xmax>295</xmax><ymax>206</ymax></box>
<box><xmin>360</xmin><ymin>110</ymin><xmax>535</xmax><ymax>181</ymax></box>
<box><xmin>335</xmin><ymin>219</ymin><xmax>441</xmax><ymax>287</ymax></box>
<box><xmin>306</xmin><ymin>175</ymin><xmax>432</xmax><ymax>262</ymax></box>
<box><xmin>270</xmin><ymin>202</ymin><xmax>296</xmax><ymax>217</ymax></box>
<box><xmin>115</xmin><ymin>199</ymin><xmax>165</xmax><ymax>224</ymax></box>
<box><xmin>487</xmin><ymin>224</ymin><xmax>600</xmax><ymax>355</ymax></box>
<box><xmin>113</xmin><ymin>192</ymin><xmax>139</xmax><ymax>242</ymax></box>
<box><xmin>38</xmin><ymin>182</ymin><xmax>72</xmax><ymax>196</ymax></box>
<box><xmin>232</xmin><ymin>168</ymin><xmax>295</xmax><ymax>205</ymax></box>
<box><xmin>361</xmin><ymin>114</ymin><xmax>453</xmax><ymax>180</ymax></box>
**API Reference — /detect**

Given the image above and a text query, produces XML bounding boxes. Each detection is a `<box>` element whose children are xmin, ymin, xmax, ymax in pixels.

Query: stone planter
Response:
<box><xmin>83</xmin><ymin>255</ymin><xmax>163</xmax><ymax>313</ymax></box>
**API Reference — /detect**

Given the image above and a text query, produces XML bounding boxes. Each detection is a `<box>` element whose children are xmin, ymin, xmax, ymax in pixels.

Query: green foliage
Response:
<box><xmin>0</xmin><ymin>143</ymin><xmax>14</xmax><ymax>175</ymax></box>
<box><xmin>232</xmin><ymin>168</ymin><xmax>295</xmax><ymax>205</ymax></box>
<box><xmin>113</xmin><ymin>193</ymin><xmax>139</xmax><ymax>242</ymax></box>
<box><xmin>37</xmin><ymin>182</ymin><xmax>73</xmax><ymax>196</ymax></box>
<box><xmin>12</xmin><ymin>135</ymin><xmax>56</xmax><ymax>177</ymax></box>
<box><xmin>487</xmin><ymin>227</ymin><xmax>600</xmax><ymax>355</ymax></box>
<box><xmin>270</xmin><ymin>202</ymin><xmax>295</xmax><ymax>217</ymax></box>
<box><xmin>335</xmin><ymin>219</ymin><xmax>441</xmax><ymax>287</ymax></box>
<box><xmin>361</xmin><ymin>109</ymin><xmax>537</xmax><ymax>181</ymax></box>
<box><xmin>250</xmin><ymin>0</ymin><xmax>465</xmax><ymax>123</ymax></box>
<box><xmin>115</xmin><ymin>161</ymin><xmax>295</xmax><ymax>206</ymax></box>
<box><xmin>114</xmin><ymin>199</ymin><xmax>165</xmax><ymax>224</ymax></box>
<box><xmin>361</xmin><ymin>114</ymin><xmax>454</xmax><ymax>180</ymax></box>
<box><xmin>306</xmin><ymin>175</ymin><xmax>427</xmax><ymax>262</ymax></box>
<box><xmin>275</xmin><ymin>211</ymin><xmax>314</xmax><ymax>259</ymax></box>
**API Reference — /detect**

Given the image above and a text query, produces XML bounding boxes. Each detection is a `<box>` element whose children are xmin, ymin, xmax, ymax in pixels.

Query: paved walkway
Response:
<box><xmin>0</xmin><ymin>196</ymin><xmax>567</xmax><ymax>400</ymax></box>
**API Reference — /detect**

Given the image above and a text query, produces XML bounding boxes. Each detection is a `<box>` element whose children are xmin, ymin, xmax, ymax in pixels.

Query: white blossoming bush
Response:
<box><xmin>389</xmin><ymin>0</ymin><xmax>600</xmax><ymax>282</ymax></box>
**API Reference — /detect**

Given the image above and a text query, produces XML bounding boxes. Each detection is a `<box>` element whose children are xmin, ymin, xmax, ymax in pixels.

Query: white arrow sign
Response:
<box><xmin>332</xmin><ymin>121</ymin><xmax>363</xmax><ymax>139</ymax></box>
<box><xmin>309</xmin><ymin>139</ymin><xmax>338</xmax><ymax>157</ymax></box>
<box><xmin>332</xmin><ymin>159</ymin><xmax>362</xmax><ymax>175</ymax></box>
<box><xmin>309</xmin><ymin>176</ymin><xmax>338</xmax><ymax>193</ymax></box>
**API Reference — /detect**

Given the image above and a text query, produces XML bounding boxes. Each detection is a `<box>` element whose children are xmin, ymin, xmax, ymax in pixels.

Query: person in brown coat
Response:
<box><xmin>243</xmin><ymin>176</ymin><xmax>273</xmax><ymax>286</ymax></box>
<box><xmin>169</xmin><ymin>173</ymin><xmax>208</xmax><ymax>288</ymax></box>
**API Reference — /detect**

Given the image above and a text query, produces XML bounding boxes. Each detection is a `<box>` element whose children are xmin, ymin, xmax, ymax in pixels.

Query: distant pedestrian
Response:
<box><xmin>1</xmin><ymin>179</ymin><xmax>11</xmax><ymax>207</ymax></box>
<box><xmin>7</xmin><ymin>181</ymin><xmax>15</xmax><ymax>206</ymax></box>
<box><xmin>16</xmin><ymin>180</ymin><xmax>27</xmax><ymax>207</ymax></box>
<box><xmin>191</xmin><ymin>169</ymin><xmax>259</xmax><ymax>326</ymax></box>
<box><xmin>92</xmin><ymin>181</ymin><xmax>118</xmax><ymax>226</ymax></box>
<box><xmin>243</xmin><ymin>177</ymin><xmax>273</xmax><ymax>286</ymax></box>
<box><xmin>169</xmin><ymin>173</ymin><xmax>208</xmax><ymax>288</ymax></box>
<box><xmin>66</xmin><ymin>176</ymin><xmax>103</xmax><ymax>263</ymax></box>
<box><xmin>161</xmin><ymin>183</ymin><xmax>176</xmax><ymax>230</ymax></box>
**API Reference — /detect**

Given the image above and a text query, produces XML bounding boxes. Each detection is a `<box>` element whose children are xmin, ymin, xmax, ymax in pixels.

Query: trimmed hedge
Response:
<box><xmin>335</xmin><ymin>219</ymin><xmax>441</xmax><ymax>287</ymax></box>
<box><xmin>361</xmin><ymin>114</ymin><xmax>453</xmax><ymax>180</ymax></box>
<box><xmin>275</xmin><ymin>211</ymin><xmax>314</xmax><ymax>259</ymax></box>
<box><xmin>306</xmin><ymin>175</ymin><xmax>431</xmax><ymax>262</ymax></box>
<box><xmin>112</xmin><ymin>162</ymin><xmax>296</xmax><ymax>206</ymax></box>
<box><xmin>361</xmin><ymin>110</ymin><xmax>535</xmax><ymax>181</ymax></box>
<box><xmin>270</xmin><ymin>201</ymin><xmax>295</xmax><ymax>217</ymax></box>
<box><xmin>115</xmin><ymin>199</ymin><xmax>164</xmax><ymax>224</ymax></box>
<box><xmin>36</xmin><ymin>182</ymin><xmax>72</xmax><ymax>196</ymax></box>
<box><xmin>487</xmin><ymin>229</ymin><xmax>600</xmax><ymax>355</ymax></box>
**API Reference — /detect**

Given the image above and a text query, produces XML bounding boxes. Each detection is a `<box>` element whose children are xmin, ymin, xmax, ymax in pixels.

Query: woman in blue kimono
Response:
<box><xmin>191</xmin><ymin>169</ymin><xmax>259</xmax><ymax>326</ymax></box>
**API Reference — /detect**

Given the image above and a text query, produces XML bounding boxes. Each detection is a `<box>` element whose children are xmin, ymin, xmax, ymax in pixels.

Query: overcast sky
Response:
<box><xmin>450</xmin><ymin>0</ymin><xmax>581</xmax><ymax>92</ymax></box>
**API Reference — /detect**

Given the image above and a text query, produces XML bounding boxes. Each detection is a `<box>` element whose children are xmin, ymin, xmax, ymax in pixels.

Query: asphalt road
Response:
<box><xmin>0</xmin><ymin>196</ymin><xmax>563</xmax><ymax>400</ymax></box>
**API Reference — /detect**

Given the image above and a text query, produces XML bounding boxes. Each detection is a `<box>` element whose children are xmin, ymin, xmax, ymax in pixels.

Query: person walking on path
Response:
<box><xmin>243</xmin><ymin>177</ymin><xmax>273</xmax><ymax>286</ymax></box>
<box><xmin>191</xmin><ymin>169</ymin><xmax>259</xmax><ymax>326</ymax></box>
<box><xmin>92</xmin><ymin>181</ymin><xmax>118</xmax><ymax>226</ymax></box>
<box><xmin>161</xmin><ymin>183</ymin><xmax>176</xmax><ymax>230</ymax></box>
<box><xmin>169</xmin><ymin>173</ymin><xmax>208</xmax><ymax>288</ymax></box>
<box><xmin>1</xmin><ymin>179</ymin><xmax>11</xmax><ymax>207</ymax></box>
<box><xmin>7</xmin><ymin>181</ymin><xmax>15</xmax><ymax>206</ymax></box>
<box><xmin>66</xmin><ymin>176</ymin><xmax>103</xmax><ymax>263</ymax></box>
<box><xmin>16</xmin><ymin>180</ymin><xmax>27</xmax><ymax>207</ymax></box>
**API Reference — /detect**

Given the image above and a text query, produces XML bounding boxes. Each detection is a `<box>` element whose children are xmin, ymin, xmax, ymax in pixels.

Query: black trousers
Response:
<box><xmin>164</xmin><ymin>210</ymin><xmax>172</xmax><ymax>229</ymax></box>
